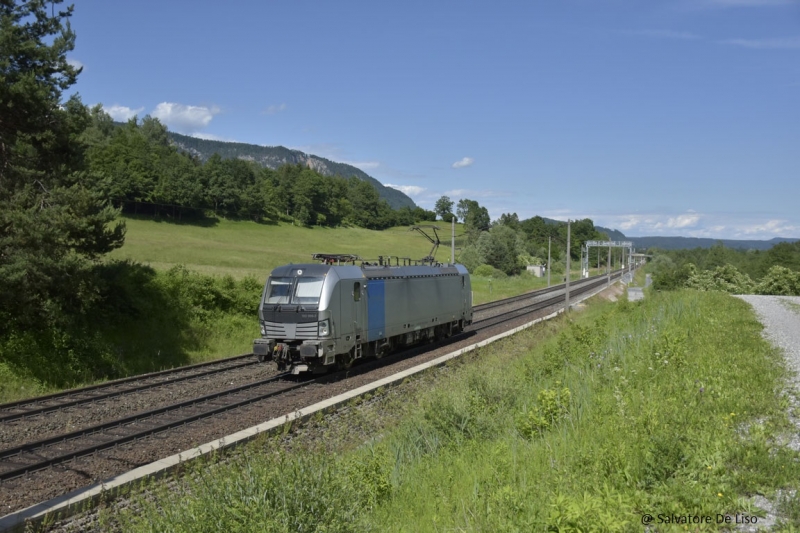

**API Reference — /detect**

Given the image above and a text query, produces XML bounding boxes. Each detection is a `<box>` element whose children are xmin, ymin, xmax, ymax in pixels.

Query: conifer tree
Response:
<box><xmin>0</xmin><ymin>0</ymin><xmax>125</xmax><ymax>330</ymax></box>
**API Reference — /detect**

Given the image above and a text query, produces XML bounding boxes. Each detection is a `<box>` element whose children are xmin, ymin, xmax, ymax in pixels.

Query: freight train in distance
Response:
<box><xmin>253</xmin><ymin>254</ymin><xmax>473</xmax><ymax>373</ymax></box>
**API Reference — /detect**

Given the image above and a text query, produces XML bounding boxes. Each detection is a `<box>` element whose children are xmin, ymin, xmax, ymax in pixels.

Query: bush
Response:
<box><xmin>757</xmin><ymin>265</ymin><xmax>800</xmax><ymax>296</ymax></box>
<box><xmin>0</xmin><ymin>260</ymin><xmax>262</xmax><ymax>394</ymax></box>
<box><xmin>685</xmin><ymin>264</ymin><xmax>755</xmax><ymax>294</ymax></box>
<box><xmin>473</xmin><ymin>264</ymin><xmax>495</xmax><ymax>277</ymax></box>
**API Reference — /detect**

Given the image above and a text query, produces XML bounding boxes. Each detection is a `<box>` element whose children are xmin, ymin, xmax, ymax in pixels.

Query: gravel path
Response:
<box><xmin>735</xmin><ymin>295</ymin><xmax>800</xmax><ymax>530</ymax></box>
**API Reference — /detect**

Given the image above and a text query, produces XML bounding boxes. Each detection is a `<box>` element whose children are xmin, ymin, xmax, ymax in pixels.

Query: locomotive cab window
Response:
<box><xmin>293</xmin><ymin>277</ymin><xmax>325</xmax><ymax>305</ymax></box>
<box><xmin>265</xmin><ymin>277</ymin><xmax>292</xmax><ymax>304</ymax></box>
<box><xmin>354</xmin><ymin>282</ymin><xmax>361</xmax><ymax>301</ymax></box>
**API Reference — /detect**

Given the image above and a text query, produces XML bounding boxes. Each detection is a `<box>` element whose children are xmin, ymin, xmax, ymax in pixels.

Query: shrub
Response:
<box><xmin>473</xmin><ymin>264</ymin><xmax>493</xmax><ymax>277</ymax></box>
<box><xmin>685</xmin><ymin>264</ymin><xmax>755</xmax><ymax>294</ymax></box>
<box><xmin>757</xmin><ymin>265</ymin><xmax>800</xmax><ymax>296</ymax></box>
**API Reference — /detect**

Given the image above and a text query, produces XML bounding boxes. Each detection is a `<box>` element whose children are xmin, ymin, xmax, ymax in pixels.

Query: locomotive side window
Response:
<box><xmin>265</xmin><ymin>277</ymin><xmax>292</xmax><ymax>304</ymax></box>
<box><xmin>461</xmin><ymin>276</ymin><xmax>465</xmax><ymax>287</ymax></box>
<box><xmin>354</xmin><ymin>282</ymin><xmax>361</xmax><ymax>301</ymax></box>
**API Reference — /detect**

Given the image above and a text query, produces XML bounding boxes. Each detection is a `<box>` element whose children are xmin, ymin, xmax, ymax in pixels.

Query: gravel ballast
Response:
<box><xmin>735</xmin><ymin>295</ymin><xmax>800</xmax><ymax>530</ymax></box>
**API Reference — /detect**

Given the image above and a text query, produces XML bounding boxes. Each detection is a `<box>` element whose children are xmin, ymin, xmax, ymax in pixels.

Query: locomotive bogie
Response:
<box><xmin>254</xmin><ymin>262</ymin><xmax>472</xmax><ymax>373</ymax></box>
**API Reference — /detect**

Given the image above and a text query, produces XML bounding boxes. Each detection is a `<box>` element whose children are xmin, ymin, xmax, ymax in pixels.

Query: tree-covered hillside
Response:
<box><xmin>167</xmin><ymin>132</ymin><xmax>416</xmax><ymax>210</ymax></box>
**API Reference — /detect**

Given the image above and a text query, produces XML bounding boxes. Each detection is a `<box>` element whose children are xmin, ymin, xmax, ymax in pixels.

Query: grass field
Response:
<box><xmin>111</xmin><ymin>215</ymin><xmax>617</xmax><ymax>303</ymax></box>
<box><xmin>119</xmin><ymin>289</ymin><xmax>800</xmax><ymax>531</ymax></box>
<box><xmin>108</xmin><ymin>216</ymin><xmax>443</xmax><ymax>279</ymax></box>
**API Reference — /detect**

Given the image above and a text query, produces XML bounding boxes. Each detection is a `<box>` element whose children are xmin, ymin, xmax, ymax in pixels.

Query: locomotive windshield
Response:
<box><xmin>293</xmin><ymin>277</ymin><xmax>324</xmax><ymax>305</ymax></box>
<box><xmin>265</xmin><ymin>277</ymin><xmax>293</xmax><ymax>304</ymax></box>
<box><xmin>264</xmin><ymin>276</ymin><xmax>325</xmax><ymax>306</ymax></box>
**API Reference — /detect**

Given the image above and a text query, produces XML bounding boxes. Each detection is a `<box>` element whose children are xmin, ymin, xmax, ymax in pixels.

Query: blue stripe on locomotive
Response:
<box><xmin>366</xmin><ymin>280</ymin><xmax>385</xmax><ymax>342</ymax></box>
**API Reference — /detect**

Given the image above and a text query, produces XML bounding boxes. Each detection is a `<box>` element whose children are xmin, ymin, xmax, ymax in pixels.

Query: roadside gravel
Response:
<box><xmin>735</xmin><ymin>295</ymin><xmax>800</xmax><ymax>530</ymax></box>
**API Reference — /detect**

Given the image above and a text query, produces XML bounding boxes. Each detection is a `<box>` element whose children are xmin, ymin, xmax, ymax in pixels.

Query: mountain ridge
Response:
<box><xmin>166</xmin><ymin>131</ymin><xmax>416</xmax><ymax>210</ymax></box>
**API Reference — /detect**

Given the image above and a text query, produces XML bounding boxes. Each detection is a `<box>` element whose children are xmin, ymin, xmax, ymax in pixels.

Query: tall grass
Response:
<box><xmin>120</xmin><ymin>290</ymin><xmax>800</xmax><ymax>531</ymax></box>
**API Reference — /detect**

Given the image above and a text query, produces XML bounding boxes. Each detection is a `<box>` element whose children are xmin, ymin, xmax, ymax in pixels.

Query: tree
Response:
<box><xmin>476</xmin><ymin>225</ymin><xmax>525</xmax><ymax>275</ymax></box>
<box><xmin>457</xmin><ymin>198</ymin><xmax>490</xmax><ymax>239</ymax></box>
<box><xmin>0</xmin><ymin>0</ymin><xmax>125</xmax><ymax>331</ymax></box>
<box><xmin>496</xmin><ymin>212</ymin><xmax>520</xmax><ymax>229</ymax></box>
<box><xmin>434</xmin><ymin>195</ymin><xmax>454</xmax><ymax>221</ymax></box>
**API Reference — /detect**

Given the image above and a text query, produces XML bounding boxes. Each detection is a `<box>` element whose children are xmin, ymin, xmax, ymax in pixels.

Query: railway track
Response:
<box><xmin>472</xmin><ymin>272</ymin><xmax>622</xmax><ymax>329</ymax></box>
<box><xmin>472</xmin><ymin>270</ymin><xmax>615</xmax><ymax>313</ymax></box>
<box><xmin>0</xmin><ymin>374</ymin><xmax>305</xmax><ymax>482</ymax></box>
<box><xmin>0</xmin><ymin>354</ymin><xmax>258</xmax><ymax>423</ymax></box>
<box><xmin>0</xmin><ymin>269</ymin><xmax>629</xmax><ymax>519</ymax></box>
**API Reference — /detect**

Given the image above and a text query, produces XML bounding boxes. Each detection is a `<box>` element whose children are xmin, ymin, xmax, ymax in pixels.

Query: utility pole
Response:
<box><xmin>451</xmin><ymin>216</ymin><xmax>455</xmax><ymax>264</ymax></box>
<box><xmin>565</xmin><ymin>220</ymin><xmax>571</xmax><ymax>312</ymax></box>
<box><xmin>547</xmin><ymin>236</ymin><xmax>551</xmax><ymax>287</ymax></box>
<box><xmin>607</xmin><ymin>242</ymin><xmax>611</xmax><ymax>287</ymax></box>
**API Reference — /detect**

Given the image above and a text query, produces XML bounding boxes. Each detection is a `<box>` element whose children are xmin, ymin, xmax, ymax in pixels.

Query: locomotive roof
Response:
<box><xmin>268</xmin><ymin>263</ymin><xmax>468</xmax><ymax>280</ymax></box>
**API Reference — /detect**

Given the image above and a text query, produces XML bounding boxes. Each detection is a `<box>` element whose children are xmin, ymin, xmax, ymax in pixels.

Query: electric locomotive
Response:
<box><xmin>253</xmin><ymin>255</ymin><xmax>472</xmax><ymax>373</ymax></box>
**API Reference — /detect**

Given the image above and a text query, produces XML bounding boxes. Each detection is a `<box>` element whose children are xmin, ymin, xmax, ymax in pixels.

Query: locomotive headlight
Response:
<box><xmin>318</xmin><ymin>319</ymin><xmax>330</xmax><ymax>337</ymax></box>
<box><xmin>260</xmin><ymin>323</ymin><xmax>266</xmax><ymax>336</ymax></box>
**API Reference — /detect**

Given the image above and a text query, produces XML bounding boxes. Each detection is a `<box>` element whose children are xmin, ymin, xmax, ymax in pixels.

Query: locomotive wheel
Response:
<box><xmin>336</xmin><ymin>350</ymin><xmax>355</xmax><ymax>370</ymax></box>
<box><xmin>375</xmin><ymin>342</ymin><xmax>390</xmax><ymax>359</ymax></box>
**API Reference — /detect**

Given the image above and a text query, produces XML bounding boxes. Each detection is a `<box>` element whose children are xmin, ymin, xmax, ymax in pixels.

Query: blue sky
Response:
<box><xmin>65</xmin><ymin>0</ymin><xmax>798</xmax><ymax>239</ymax></box>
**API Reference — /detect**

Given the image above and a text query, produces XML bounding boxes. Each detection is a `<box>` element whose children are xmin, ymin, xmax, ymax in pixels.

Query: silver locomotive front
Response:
<box><xmin>253</xmin><ymin>263</ymin><xmax>340</xmax><ymax>373</ymax></box>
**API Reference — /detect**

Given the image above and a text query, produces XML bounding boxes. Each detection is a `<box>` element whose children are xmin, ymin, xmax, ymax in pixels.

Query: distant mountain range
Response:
<box><xmin>625</xmin><ymin>236</ymin><xmax>799</xmax><ymax>251</ymax></box>
<box><xmin>541</xmin><ymin>217</ymin><xmax>797</xmax><ymax>250</ymax></box>
<box><xmin>167</xmin><ymin>132</ymin><xmax>416</xmax><ymax>210</ymax></box>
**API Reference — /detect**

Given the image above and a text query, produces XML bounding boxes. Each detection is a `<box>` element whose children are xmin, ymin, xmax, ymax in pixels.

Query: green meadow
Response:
<box><xmin>109</xmin><ymin>216</ymin><xmax>444</xmax><ymax>279</ymax></box>
<box><xmin>117</xmin><ymin>289</ymin><xmax>800</xmax><ymax>532</ymax></box>
<box><xmin>111</xmin><ymin>215</ymin><xmax>608</xmax><ymax>304</ymax></box>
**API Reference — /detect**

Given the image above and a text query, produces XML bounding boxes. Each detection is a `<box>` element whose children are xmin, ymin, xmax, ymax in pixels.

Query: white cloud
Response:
<box><xmin>151</xmin><ymin>102</ymin><xmax>220</xmax><ymax>134</ymax></box>
<box><xmin>666</xmin><ymin>214</ymin><xmax>701</xmax><ymax>228</ymax></box>
<box><xmin>263</xmin><ymin>103</ymin><xmax>287</xmax><ymax>115</ymax></box>
<box><xmin>67</xmin><ymin>57</ymin><xmax>84</xmax><ymax>70</ymax></box>
<box><xmin>720</xmin><ymin>36</ymin><xmax>800</xmax><ymax>49</ymax></box>
<box><xmin>588</xmin><ymin>211</ymin><xmax>800</xmax><ymax>240</ymax></box>
<box><xmin>452</xmin><ymin>157</ymin><xmax>474</xmax><ymax>169</ymax></box>
<box><xmin>631</xmin><ymin>29</ymin><xmax>700</xmax><ymax>40</ymax></box>
<box><xmin>737</xmin><ymin>219</ymin><xmax>800</xmax><ymax>235</ymax></box>
<box><xmin>103</xmin><ymin>104</ymin><xmax>144</xmax><ymax>122</ymax></box>
<box><xmin>385</xmin><ymin>184</ymin><xmax>426</xmax><ymax>197</ymax></box>
<box><xmin>616</xmin><ymin>215</ymin><xmax>647</xmax><ymax>231</ymax></box>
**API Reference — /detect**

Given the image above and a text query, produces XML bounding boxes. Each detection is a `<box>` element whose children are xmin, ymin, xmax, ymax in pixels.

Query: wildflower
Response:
<box><xmin>718</xmin><ymin>493</ymin><xmax>723</xmax><ymax>497</ymax></box>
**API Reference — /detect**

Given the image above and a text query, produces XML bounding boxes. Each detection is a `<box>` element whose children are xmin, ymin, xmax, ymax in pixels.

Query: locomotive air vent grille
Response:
<box><xmin>264</xmin><ymin>321</ymin><xmax>318</xmax><ymax>339</ymax></box>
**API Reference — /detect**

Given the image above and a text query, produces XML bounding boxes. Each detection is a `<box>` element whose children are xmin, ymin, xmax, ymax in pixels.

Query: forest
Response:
<box><xmin>648</xmin><ymin>242</ymin><xmax>800</xmax><ymax>295</ymax></box>
<box><xmin>84</xmin><ymin>111</ymin><xmax>436</xmax><ymax>230</ymax></box>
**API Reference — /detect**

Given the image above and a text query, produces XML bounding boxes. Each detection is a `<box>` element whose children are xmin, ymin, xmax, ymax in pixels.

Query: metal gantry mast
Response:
<box><xmin>580</xmin><ymin>240</ymin><xmax>634</xmax><ymax>278</ymax></box>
